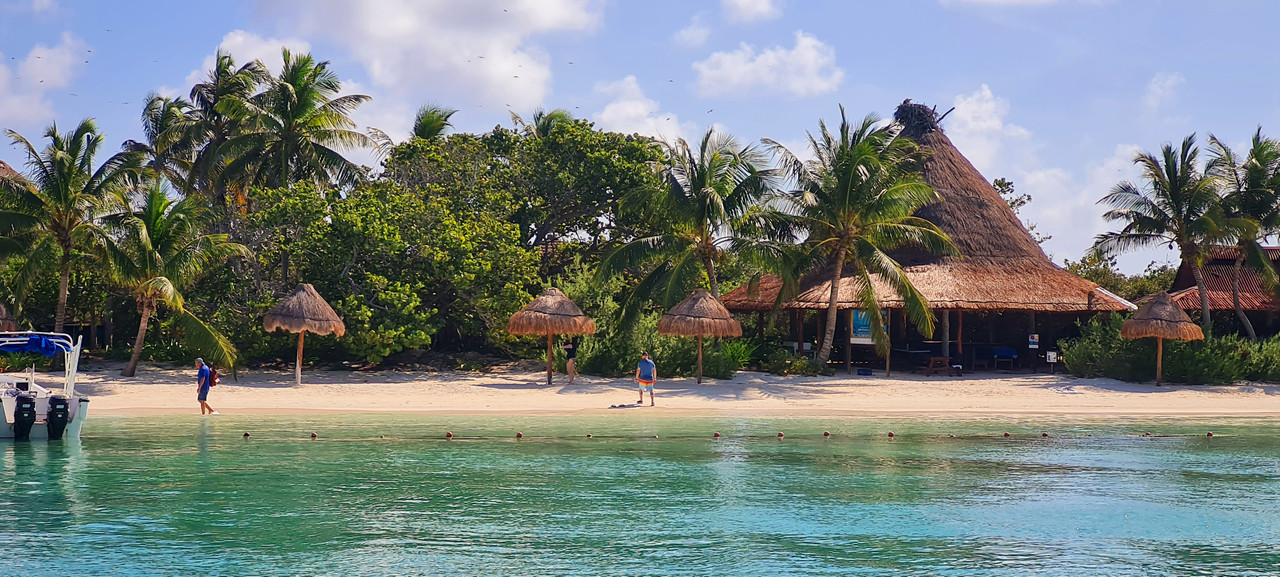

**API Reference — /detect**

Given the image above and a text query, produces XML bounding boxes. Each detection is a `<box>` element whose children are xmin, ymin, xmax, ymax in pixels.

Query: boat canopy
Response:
<box><xmin>0</xmin><ymin>333</ymin><xmax>76</xmax><ymax>357</ymax></box>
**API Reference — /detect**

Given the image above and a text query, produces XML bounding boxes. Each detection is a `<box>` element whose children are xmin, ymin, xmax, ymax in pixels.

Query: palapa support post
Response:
<box><xmin>296</xmin><ymin>332</ymin><xmax>304</xmax><ymax>387</ymax></box>
<box><xmin>1156</xmin><ymin>337</ymin><xmax>1163</xmax><ymax>385</ymax></box>
<box><xmin>697</xmin><ymin>335</ymin><xmax>704</xmax><ymax>384</ymax></box>
<box><xmin>547</xmin><ymin>333</ymin><xmax>555</xmax><ymax>386</ymax></box>
<box><xmin>940</xmin><ymin>310</ymin><xmax>950</xmax><ymax>362</ymax></box>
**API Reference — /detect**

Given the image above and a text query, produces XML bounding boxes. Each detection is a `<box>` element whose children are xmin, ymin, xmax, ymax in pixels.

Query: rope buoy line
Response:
<box><xmin>235</xmin><ymin>431</ymin><xmax>1227</xmax><ymax>441</ymax></box>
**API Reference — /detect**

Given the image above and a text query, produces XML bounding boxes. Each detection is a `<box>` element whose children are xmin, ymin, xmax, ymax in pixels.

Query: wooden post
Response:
<box><xmin>697</xmin><ymin>335</ymin><xmax>704</xmax><ymax>384</ymax></box>
<box><xmin>798</xmin><ymin>310</ymin><xmax>805</xmax><ymax>356</ymax></box>
<box><xmin>940</xmin><ymin>310</ymin><xmax>951</xmax><ymax>361</ymax></box>
<box><xmin>296</xmin><ymin>331</ymin><xmax>305</xmax><ymax>387</ymax></box>
<box><xmin>546</xmin><ymin>333</ymin><xmax>554</xmax><ymax>386</ymax></box>
<box><xmin>1156</xmin><ymin>337</ymin><xmax>1163</xmax><ymax>385</ymax></box>
<box><xmin>957</xmin><ymin>311</ymin><xmax>964</xmax><ymax>356</ymax></box>
<box><xmin>885</xmin><ymin>309</ymin><xmax>892</xmax><ymax>377</ymax></box>
<box><xmin>845</xmin><ymin>308</ymin><xmax>853</xmax><ymax>374</ymax></box>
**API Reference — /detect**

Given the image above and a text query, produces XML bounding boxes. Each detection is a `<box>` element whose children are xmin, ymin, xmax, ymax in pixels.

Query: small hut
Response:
<box><xmin>658</xmin><ymin>289</ymin><xmax>742</xmax><ymax>384</ymax></box>
<box><xmin>1121</xmin><ymin>292</ymin><xmax>1204</xmax><ymax>384</ymax></box>
<box><xmin>264</xmin><ymin>284</ymin><xmax>346</xmax><ymax>386</ymax></box>
<box><xmin>507</xmin><ymin>288</ymin><xmax>596</xmax><ymax>385</ymax></box>
<box><xmin>0</xmin><ymin>303</ymin><xmax>16</xmax><ymax>332</ymax></box>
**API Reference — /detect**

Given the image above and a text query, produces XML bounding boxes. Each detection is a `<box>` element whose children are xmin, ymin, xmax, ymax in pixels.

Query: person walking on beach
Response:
<box><xmin>634</xmin><ymin>351</ymin><xmax>656</xmax><ymax>406</ymax></box>
<box><xmin>195</xmin><ymin>358</ymin><xmax>219</xmax><ymax>415</ymax></box>
<box><xmin>563</xmin><ymin>336</ymin><xmax>579</xmax><ymax>384</ymax></box>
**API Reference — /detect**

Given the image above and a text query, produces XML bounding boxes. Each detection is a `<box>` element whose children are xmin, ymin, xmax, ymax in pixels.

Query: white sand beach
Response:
<box><xmin>65</xmin><ymin>362</ymin><xmax>1280</xmax><ymax>417</ymax></box>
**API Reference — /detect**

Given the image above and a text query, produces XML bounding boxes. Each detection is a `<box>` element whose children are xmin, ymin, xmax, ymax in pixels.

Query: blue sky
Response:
<box><xmin>2</xmin><ymin>0</ymin><xmax>1279</xmax><ymax>273</ymax></box>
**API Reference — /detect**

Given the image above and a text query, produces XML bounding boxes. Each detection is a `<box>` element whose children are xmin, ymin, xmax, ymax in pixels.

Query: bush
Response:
<box><xmin>762</xmin><ymin>349</ymin><xmax>830</xmax><ymax>376</ymax></box>
<box><xmin>1059</xmin><ymin>313</ymin><xmax>1280</xmax><ymax>384</ymax></box>
<box><xmin>0</xmin><ymin>352</ymin><xmax>52</xmax><ymax>372</ymax></box>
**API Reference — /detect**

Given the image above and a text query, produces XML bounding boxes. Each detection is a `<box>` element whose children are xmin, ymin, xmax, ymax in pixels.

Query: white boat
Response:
<box><xmin>0</xmin><ymin>332</ymin><xmax>88</xmax><ymax>441</ymax></box>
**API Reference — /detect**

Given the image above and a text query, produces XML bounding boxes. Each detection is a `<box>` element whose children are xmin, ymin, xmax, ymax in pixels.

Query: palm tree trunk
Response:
<box><xmin>122</xmin><ymin>299</ymin><xmax>154</xmax><ymax>377</ymax></box>
<box><xmin>703</xmin><ymin>253</ymin><xmax>720</xmax><ymax>300</ymax></box>
<box><xmin>1233</xmin><ymin>255</ymin><xmax>1257</xmax><ymax>341</ymax></box>
<box><xmin>54</xmin><ymin>258</ymin><xmax>71</xmax><ymax>333</ymax></box>
<box><xmin>814</xmin><ymin>247</ymin><xmax>846</xmax><ymax>365</ymax></box>
<box><xmin>1190</xmin><ymin>263</ymin><xmax>1212</xmax><ymax>334</ymax></box>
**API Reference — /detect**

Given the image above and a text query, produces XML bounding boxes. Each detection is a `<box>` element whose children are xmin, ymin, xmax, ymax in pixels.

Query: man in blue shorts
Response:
<box><xmin>196</xmin><ymin>358</ymin><xmax>219</xmax><ymax>415</ymax></box>
<box><xmin>634</xmin><ymin>351</ymin><xmax>656</xmax><ymax>406</ymax></box>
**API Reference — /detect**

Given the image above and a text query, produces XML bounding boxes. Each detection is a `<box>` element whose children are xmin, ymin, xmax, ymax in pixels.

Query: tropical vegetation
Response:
<box><xmin>2</xmin><ymin>44</ymin><xmax>1278</xmax><ymax>382</ymax></box>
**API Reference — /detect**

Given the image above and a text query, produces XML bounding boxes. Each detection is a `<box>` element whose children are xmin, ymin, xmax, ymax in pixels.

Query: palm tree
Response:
<box><xmin>598</xmin><ymin>128</ymin><xmax>785</xmax><ymax>317</ymax></box>
<box><xmin>511</xmin><ymin>108</ymin><xmax>573</xmax><ymax>139</ymax></box>
<box><xmin>98</xmin><ymin>180</ymin><xmax>249</xmax><ymax>377</ymax></box>
<box><xmin>1094</xmin><ymin>134</ymin><xmax>1228</xmax><ymax>333</ymax></box>
<box><xmin>0</xmin><ymin>119</ymin><xmax>139</xmax><ymax>332</ymax></box>
<box><xmin>367</xmin><ymin>102</ymin><xmax>458</xmax><ymax>157</ymax></box>
<box><xmin>412</xmin><ymin>103</ymin><xmax>458</xmax><ymax>141</ymax></box>
<box><xmin>768</xmin><ymin>108</ymin><xmax>956</xmax><ymax>364</ymax></box>
<box><xmin>220</xmin><ymin>49</ymin><xmax>373</xmax><ymax>190</ymax></box>
<box><xmin>167</xmin><ymin>50</ymin><xmax>267</xmax><ymax>206</ymax></box>
<box><xmin>1208</xmin><ymin>130</ymin><xmax>1280</xmax><ymax>340</ymax></box>
<box><xmin>124</xmin><ymin>93</ymin><xmax>195</xmax><ymax>189</ymax></box>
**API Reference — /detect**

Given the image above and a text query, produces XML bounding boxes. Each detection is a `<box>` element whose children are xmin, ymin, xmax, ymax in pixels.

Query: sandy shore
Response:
<box><xmin>53</xmin><ymin>361</ymin><xmax>1280</xmax><ymax>418</ymax></box>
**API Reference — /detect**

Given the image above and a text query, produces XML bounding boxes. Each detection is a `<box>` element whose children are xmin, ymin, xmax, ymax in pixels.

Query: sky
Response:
<box><xmin>2</xmin><ymin>0</ymin><xmax>1279</xmax><ymax>273</ymax></box>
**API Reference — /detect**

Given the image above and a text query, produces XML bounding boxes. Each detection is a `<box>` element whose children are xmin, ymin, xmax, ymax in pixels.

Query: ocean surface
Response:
<box><xmin>1</xmin><ymin>414</ymin><xmax>1277</xmax><ymax>576</ymax></box>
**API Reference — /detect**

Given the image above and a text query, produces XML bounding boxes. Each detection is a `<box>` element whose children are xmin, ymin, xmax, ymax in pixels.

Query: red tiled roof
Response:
<box><xmin>1167</xmin><ymin>264</ymin><xmax>1279</xmax><ymax>311</ymax></box>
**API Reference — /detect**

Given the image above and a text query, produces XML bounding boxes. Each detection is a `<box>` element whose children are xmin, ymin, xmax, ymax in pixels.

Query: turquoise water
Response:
<box><xmin>2</xmin><ymin>415</ymin><xmax>1278</xmax><ymax>576</ymax></box>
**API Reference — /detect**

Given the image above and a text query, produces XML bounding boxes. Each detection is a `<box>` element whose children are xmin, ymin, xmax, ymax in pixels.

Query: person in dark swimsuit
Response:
<box><xmin>563</xmin><ymin>337</ymin><xmax>580</xmax><ymax>384</ymax></box>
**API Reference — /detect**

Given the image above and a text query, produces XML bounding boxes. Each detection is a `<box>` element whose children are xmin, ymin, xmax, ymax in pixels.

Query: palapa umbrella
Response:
<box><xmin>0</xmin><ymin>304</ymin><xmax>15</xmax><ymax>332</ymax></box>
<box><xmin>1121</xmin><ymin>292</ymin><xmax>1204</xmax><ymax>384</ymax></box>
<box><xmin>658</xmin><ymin>289</ymin><xmax>742</xmax><ymax>384</ymax></box>
<box><xmin>507</xmin><ymin>288</ymin><xmax>595</xmax><ymax>386</ymax></box>
<box><xmin>264</xmin><ymin>284</ymin><xmax>346</xmax><ymax>386</ymax></box>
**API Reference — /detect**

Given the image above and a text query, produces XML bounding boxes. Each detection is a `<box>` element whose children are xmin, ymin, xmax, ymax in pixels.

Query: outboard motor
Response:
<box><xmin>12</xmin><ymin>393</ymin><xmax>36</xmax><ymax>441</ymax></box>
<box><xmin>46</xmin><ymin>395</ymin><xmax>70</xmax><ymax>441</ymax></box>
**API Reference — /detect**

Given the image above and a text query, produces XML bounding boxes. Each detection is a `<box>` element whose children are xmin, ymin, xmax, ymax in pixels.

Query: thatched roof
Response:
<box><xmin>658</xmin><ymin>289</ymin><xmax>743</xmax><ymax>338</ymax></box>
<box><xmin>1121</xmin><ymin>293</ymin><xmax>1204</xmax><ymax>341</ymax></box>
<box><xmin>720</xmin><ymin>100</ymin><xmax>1136</xmax><ymax>314</ymax></box>
<box><xmin>263</xmin><ymin>284</ymin><xmax>346</xmax><ymax>336</ymax></box>
<box><xmin>507</xmin><ymin>287</ymin><xmax>596</xmax><ymax>335</ymax></box>
<box><xmin>0</xmin><ymin>303</ymin><xmax>15</xmax><ymax>332</ymax></box>
<box><xmin>0</xmin><ymin>160</ymin><xmax>19</xmax><ymax>180</ymax></box>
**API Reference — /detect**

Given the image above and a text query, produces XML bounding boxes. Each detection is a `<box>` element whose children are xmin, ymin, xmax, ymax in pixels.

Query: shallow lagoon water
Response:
<box><xmin>2</xmin><ymin>415</ymin><xmax>1278</xmax><ymax>576</ymax></box>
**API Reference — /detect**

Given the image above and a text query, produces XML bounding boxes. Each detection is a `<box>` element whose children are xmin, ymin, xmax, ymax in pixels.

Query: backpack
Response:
<box><xmin>210</xmin><ymin>368</ymin><xmax>220</xmax><ymax>387</ymax></box>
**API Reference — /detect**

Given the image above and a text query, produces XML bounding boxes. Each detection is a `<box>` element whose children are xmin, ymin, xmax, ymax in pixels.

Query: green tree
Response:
<box><xmin>769</xmin><ymin>108</ymin><xmax>955</xmax><ymax>364</ymax></box>
<box><xmin>1094</xmin><ymin>134</ymin><xmax>1229</xmax><ymax>332</ymax></box>
<box><xmin>99</xmin><ymin>180</ymin><xmax>249</xmax><ymax>376</ymax></box>
<box><xmin>511</xmin><ymin>108</ymin><xmax>574</xmax><ymax>139</ymax></box>
<box><xmin>1208</xmin><ymin>129</ymin><xmax>1280</xmax><ymax>340</ymax></box>
<box><xmin>1062</xmin><ymin>253</ymin><xmax>1176</xmax><ymax>303</ymax></box>
<box><xmin>167</xmin><ymin>50</ymin><xmax>268</xmax><ymax>207</ymax></box>
<box><xmin>221</xmin><ymin>49</ymin><xmax>373</xmax><ymax>190</ymax></box>
<box><xmin>124</xmin><ymin>93</ymin><xmax>195</xmax><ymax>190</ymax></box>
<box><xmin>993</xmin><ymin>177</ymin><xmax>1050</xmax><ymax>245</ymax></box>
<box><xmin>411</xmin><ymin>103</ymin><xmax>458</xmax><ymax>141</ymax></box>
<box><xmin>0</xmin><ymin>119</ymin><xmax>139</xmax><ymax>332</ymax></box>
<box><xmin>598</xmin><ymin>127</ymin><xmax>782</xmax><ymax>315</ymax></box>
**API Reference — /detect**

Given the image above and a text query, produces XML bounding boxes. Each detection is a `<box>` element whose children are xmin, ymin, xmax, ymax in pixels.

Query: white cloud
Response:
<box><xmin>29</xmin><ymin>0</ymin><xmax>56</xmax><ymax>13</ymax></box>
<box><xmin>262</xmin><ymin>0</ymin><xmax>601</xmax><ymax>111</ymax></box>
<box><xmin>674</xmin><ymin>13</ymin><xmax>711</xmax><ymax>47</ymax></box>
<box><xmin>0</xmin><ymin>32</ymin><xmax>87</xmax><ymax>129</ymax></box>
<box><xmin>940</xmin><ymin>0</ymin><xmax>1061</xmax><ymax>5</ymax></box>
<box><xmin>946</xmin><ymin>84</ymin><xmax>1031</xmax><ymax>175</ymax></box>
<box><xmin>1144</xmin><ymin>72</ymin><xmax>1185</xmax><ymax>112</ymax></box>
<box><xmin>593</xmin><ymin>75</ymin><xmax>693</xmax><ymax>142</ymax></box>
<box><xmin>722</xmin><ymin>0</ymin><xmax>781</xmax><ymax>22</ymax></box>
<box><xmin>692</xmin><ymin>31</ymin><xmax>843</xmax><ymax>98</ymax></box>
<box><xmin>161</xmin><ymin>29</ymin><xmax>311</xmax><ymax>98</ymax></box>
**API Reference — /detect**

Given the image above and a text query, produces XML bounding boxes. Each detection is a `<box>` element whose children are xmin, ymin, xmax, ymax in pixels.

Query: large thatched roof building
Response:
<box><xmin>0</xmin><ymin>160</ymin><xmax>21</xmax><ymax>180</ymax></box>
<box><xmin>722</xmin><ymin>100</ymin><xmax>1134</xmax><ymax>369</ymax></box>
<box><xmin>723</xmin><ymin>101</ymin><xmax>1133</xmax><ymax>314</ymax></box>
